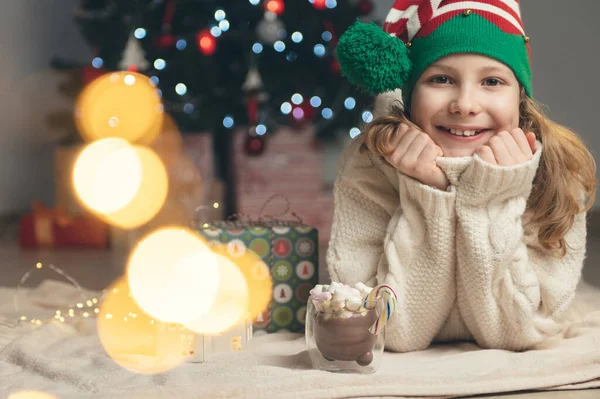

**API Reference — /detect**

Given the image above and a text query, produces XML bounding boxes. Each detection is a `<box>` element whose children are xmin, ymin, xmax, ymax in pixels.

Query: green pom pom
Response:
<box><xmin>337</xmin><ymin>21</ymin><xmax>412</xmax><ymax>94</ymax></box>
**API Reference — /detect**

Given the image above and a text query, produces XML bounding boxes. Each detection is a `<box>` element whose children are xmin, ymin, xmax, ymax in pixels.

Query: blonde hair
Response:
<box><xmin>360</xmin><ymin>88</ymin><xmax>597</xmax><ymax>258</ymax></box>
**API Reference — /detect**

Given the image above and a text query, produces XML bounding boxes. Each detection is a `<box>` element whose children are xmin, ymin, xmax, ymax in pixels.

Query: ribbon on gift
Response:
<box><xmin>32</xmin><ymin>201</ymin><xmax>73</xmax><ymax>246</ymax></box>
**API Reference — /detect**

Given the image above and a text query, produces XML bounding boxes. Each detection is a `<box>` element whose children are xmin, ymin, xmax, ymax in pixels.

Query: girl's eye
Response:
<box><xmin>430</xmin><ymin>76</ymin><xmax>450</xmax><ymax>84</ymax></box>
<box><xmin>484</xmin><ymin>78</ymin><xmax>503</xmax><ymax>86</ymax></box>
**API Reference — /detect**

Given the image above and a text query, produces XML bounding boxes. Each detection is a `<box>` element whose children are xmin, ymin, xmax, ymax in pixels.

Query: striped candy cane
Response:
<box><xmin>362</xmin><ymin>284</ymin><xmax>397</xmax><ymax>335</ymax></box>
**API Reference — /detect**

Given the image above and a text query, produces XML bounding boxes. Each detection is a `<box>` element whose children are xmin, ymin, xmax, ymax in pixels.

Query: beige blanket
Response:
<box><xmin>0</xmin><ymin>280</ymin><xmax>599</xmax><ymax>399</ymax></box>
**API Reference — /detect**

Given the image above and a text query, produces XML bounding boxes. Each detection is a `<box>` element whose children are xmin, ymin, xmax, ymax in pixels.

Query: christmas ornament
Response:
<box><xmin>119</xmin><ymin>33</ymin><xmax>150</xmax><ymax>71</ymax></box>
<box><xmin>358</xmin><ymin>0</ymin><xmax>373</xmax><ymax>15</ymax></box>
<box><xmin>244</xmin><ymin>133</ymin><xmax>266</xmax><ymax>156</ymax></box>
<box><xmin>256</xmin><ymin>12</ymin><xmax>285</xmax><ymax>44</ymax></box>
<box><xmin>82</xmin><ymin>65</ymin><xmax>107</xmax><ymax>84</ymax></box>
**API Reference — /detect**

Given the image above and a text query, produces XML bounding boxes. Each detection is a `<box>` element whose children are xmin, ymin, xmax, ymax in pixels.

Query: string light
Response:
<box><xmin>13</xmin><ymin>262</ymin><xmax>102</xmax><ymax>326</ymax></box>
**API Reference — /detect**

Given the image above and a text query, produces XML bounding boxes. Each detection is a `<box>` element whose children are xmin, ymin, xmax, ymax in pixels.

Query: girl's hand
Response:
<box><xmin>475</xmin><ymin>128</ymin><xmax>537</xmax><ymax>166</ymax></box>
<box><xmin>385</xmin><ymin>123</ymin><xmax>449</xmax><ymax>191</ymax></box>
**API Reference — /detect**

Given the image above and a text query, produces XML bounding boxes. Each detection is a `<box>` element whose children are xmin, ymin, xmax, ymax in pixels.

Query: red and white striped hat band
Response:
<box><xmin>384</xmin><ymin>0</ymin><xmax>525</xmax><ymax>43</ymax></box>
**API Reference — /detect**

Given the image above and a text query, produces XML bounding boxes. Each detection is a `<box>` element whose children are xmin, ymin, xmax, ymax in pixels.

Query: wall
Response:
<box><xmin>0</xmin><ymin>0</ymin><xmax>92</xmax><ymax>214</ymax></box>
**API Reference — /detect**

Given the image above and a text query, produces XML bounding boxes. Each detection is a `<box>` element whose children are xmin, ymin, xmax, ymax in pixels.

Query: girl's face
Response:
<box><xmin>410</xmin><ymin>54</ymin><xmax>521</xmax><ymax>158</ymax></box>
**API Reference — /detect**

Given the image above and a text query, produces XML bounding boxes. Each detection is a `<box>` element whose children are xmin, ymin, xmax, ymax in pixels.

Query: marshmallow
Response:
<box><xmin>346</xmin><ymin>299</ymin><xmax>362</xmax><ymax>312</ymax></box>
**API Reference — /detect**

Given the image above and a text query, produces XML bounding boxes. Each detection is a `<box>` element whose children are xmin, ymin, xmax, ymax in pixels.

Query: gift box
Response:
<box><xmin>233</xmin><ymin>126</ymin><xmax>334</xmax><ymax>247</ymax></box>
<box><xmin>197</xmin><ymin>214</ymin><xmax>318</xmax><ymax>333</ymax></box>
<box><xmin>19</xmin><ymin>202</ymin><xmax>108</xmax><ymax>249</ymax></box>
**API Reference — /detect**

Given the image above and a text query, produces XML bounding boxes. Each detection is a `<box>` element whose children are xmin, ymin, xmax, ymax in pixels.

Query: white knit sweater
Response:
<box><xmin>326</xmin><ymin>137</ymin><xmax>587</xmax><ymax>352</ymax></box>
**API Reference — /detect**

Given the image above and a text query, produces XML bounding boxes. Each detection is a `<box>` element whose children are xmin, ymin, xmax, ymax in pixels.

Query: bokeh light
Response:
<box><xmin>73</xmin><ymin>138</ymin><xmax>168</xmax><ymax>229</ymax></box>
<box><xmin>97</xmin><ymin>278</ymin><xmax>187</xmax><ymax>375</ymax></box>
<box><xmin>127</xmin><ymin>227</ymin><xmax>221</xmax><ymax>324</ymax></box>
<box><xmin>74</xmin><ymin>71</ymin><xmax>163</xmax><ymax>144</ymax></box>
<box><xmin>196</xmin><ymin>234</ymin><xmax>272</xmax><ymax>326</ymax></box>
<box><xmin>7</xmin><ymin>392</ymin><xmax>58</xmax><ymax>399</ymax></box>
<box><xmin>184</xmin><ymin>250</ymin><xmax>249</xmax><ymax>335</ymax></box>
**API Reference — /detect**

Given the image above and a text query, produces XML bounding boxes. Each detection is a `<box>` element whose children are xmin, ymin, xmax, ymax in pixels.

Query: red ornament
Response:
<box><xmin>127</xmin><ymin>65</ymin><xmax>139</xmax><ymax>73</ymax></box>
<box><xmin>313</xmin><ymin>0</ymin><xmax>327</xmax><ymax>10</ymax></box>
<box><xmin>265</xmin><ymin>0</ymin><xmax>285</xmax><ymax>15</ymax></box>
<box><xmin>290</xmin><ymin>101</ymin><xmax>316</xmax><ymax>127</ymax></box>
<box><xmin>196</xmin><ymin>30</ymin><xmax>216</xmax><ymax>56</ymax></box>
<box><xmin>358</xmin><ymin>0</ymin><xmax>373</xmax><ymax>15</ymax></box>
<box><xmin>244</xmin><ymin>134</ymin><xmax>266</xmax><ymax>156</ymax></box>
<box><xmin>155</xmin><ymin>34</ymin><xmax>176</xmax><ymax>49</ymax></box>
<box><xmin>82</xmin><ymin>65</ymin><xmax>107</xmax><ymax>85</ymax></box>
<box><xmin>330</xmin><ymin>59</ymin><xmax>341</xmax><ymax>74</ymax></box>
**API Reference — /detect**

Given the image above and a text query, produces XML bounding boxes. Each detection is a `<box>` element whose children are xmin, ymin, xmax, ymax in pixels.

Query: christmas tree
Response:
<box><xmin>71</xmin><ymin>0</ymin><xmax>377</xmax><ymax>214</ymax></box>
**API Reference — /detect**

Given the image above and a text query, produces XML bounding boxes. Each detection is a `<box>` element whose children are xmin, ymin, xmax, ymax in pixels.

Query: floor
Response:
<box><xmin>0</xmin><ymin>236</ymin><xmax>599</xmax><ymax>399</ymax></box>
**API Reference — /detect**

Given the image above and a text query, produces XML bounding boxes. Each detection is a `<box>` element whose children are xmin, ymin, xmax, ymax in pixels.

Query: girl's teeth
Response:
<box><xmin>448</xmin><ymin>128</ymin><xmax>481</xmax><ymax>137</ymax></box>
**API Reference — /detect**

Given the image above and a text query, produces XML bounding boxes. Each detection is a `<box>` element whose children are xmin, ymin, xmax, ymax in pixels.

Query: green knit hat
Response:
<box><xmin>337</xmin><ymin>0</ymin><xmax>532</xmax><ymax>109</ymax></box>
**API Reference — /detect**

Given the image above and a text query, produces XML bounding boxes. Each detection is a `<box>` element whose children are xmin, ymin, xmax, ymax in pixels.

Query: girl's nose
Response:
<box><xmin>448</xmin><ymin>87</ymin><xmax>482</xmax><ymax>116</ymax></box>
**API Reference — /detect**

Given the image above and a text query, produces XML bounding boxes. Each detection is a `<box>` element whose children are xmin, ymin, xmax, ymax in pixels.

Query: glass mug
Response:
<box><xmin>305</xmin><ymin>295</ymin><xmax>385</xmax><ymax>373</ymax></box>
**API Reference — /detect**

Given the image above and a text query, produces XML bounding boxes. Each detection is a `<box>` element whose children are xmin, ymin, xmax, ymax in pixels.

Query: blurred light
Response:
<box><xmin>7</xmin><ymin>390</ymin><xmax>59</xmax><ymax>399</ymax></box>
<box><xmin>210</xmin><ymin>27</ymin><xmax>222</xmax><ymax>37</ymax></box>
<box><xmin>92</xmin><ymin>57</ymin><xmax>103</xmax><ymax>68</ymax></box>
<box><xmin>157</xmin><ymin>89</ymin><xmax>162</xmax><ymax>98</ymax></box>
<box><xmin>362</xmin><ymin>111</ymin><xmax>374</xmax><ymax>123</ymax></box>
<box><xmin>183</xmin><ymin>103</ymin><xmax>194</xmax><ymax>114</ymax></box>
<box><xmin>286</xmin><ymin>52</ymin><xmax>298</xmax><ymax>62</ymax></box>
<box><xmin>252</xmin><ymin>43</ymin><xmax>264</xmax><ymax>54</ymax></box>
<box><xmin>326</xmin><ymin>0</ymin><xmax>337</xmax><ymax>8</ymax></box>
<box><xmin>96</xmin><ymin>278</ymin><xmax>185</xmax><ymax>375</ymax></box>
<box><xmin>291</xmin><ymin>32</ymin><xmax>303</xmax><ymax>43</ymax></box>
<box><xmin>277</xmin><ymin>29</ymin><xmax>287</xmax><ymax>39</ymax></box>
<box><xmin>280</xmin><ymin>102</ymin><xmax>292</xmax><ymax>115</ymax></box>
<box><xmin>314</xmin><ymin>44</ymin><xmax>326</xmax><ymax>57</ymax></box>
<box><xmin>74</xmin><ymin>71</ymin><xmax>163</xmax><ymax>144</ymax></box>
<box><xmin>73</xmin><ymin>138</ymin><xmax>168</xmax><ymax>228</ymax></box>
<box><xmin>350</xmin><ymin>127</ymin><xmax>361</xmax><ymax>138</ymax></box>
<box><xmin>149</xmin><ymin>76</ymin><xmax>159</xmax><ymax>86</ymax></box>
<box><xmin>293</xmin><ymin>107</ymin><xmax>304</xmax><ymax>119</ymax></box>
<box><xmin>274</xmin><ymin>41</ymin><xmax>286</xmax><ymax>52</ymax></box>
<box><xmin>322</xmin><ymin>31</ymin><xmax>333</xmax><ymax>42</ymax></box>
<box><xmin>266</xmin><ymin>0</ymin><xmax>284</xmax><ymax>14</ymax></box>
<box><xmin>176</xmin><ymin>39</ymin><xmax>187</xmax><ymax>50</ymax></box>
<box><xmin>310</xmin><ymin>96</ymin><xmax>322</xmax><ymax>107</ymax></box>
<box><xmin>322</xmin><ymin>108</ymin><xmax>333</xmax><ymax>119</ymax></box>
<box><xmin>127</xmin><ymin>228</ymin><xmax>220</xmax><ymax>324</ymax></box>
<box><xmin>154</xmin><ymin>59</ymin><xmax>166</xmax><ymax>70</ymax></box>
<box><xmin>255</xmin><ymin>124</ymin><xmax>267</xmax><ymax>135</ymax></box>
<box><xmin>134</xmin><ymin>28</ymin><xmax>147</xmax><ymax>39</ymax></box>
<box><xmin>175</xmin><ymin>83</ymin><xmax>187</xmax><ymax>95</ymax></box>
<box><xmin>124</xmin><ymin>74</ymin><xmax>136</xmax><ymax>86</ymax></box>
<box><xmin>344</xmin><ymin>97</ymin><xmax>356</xmax><ymax>110</ymax></box>
<box><xmin>219</xmin><ymin>20</ymin><xmax>230</xmax><ymax>32</ymax></box>
<box><xmin>291</xmin><ymin>93</ymin><xmax>303</xmax><ymax>105</ymax></box>
<box><xmin>223</xmin><ymin>116</ymin><xmax>235</xmax><ymax>128</ymax></box>
<box><xmin>249</xmin><ymin>0</ymin><xmax>260</xmax><ymax>5</ymax></box>
<box><xmin>215</xmin><ymin>9</ymin><xmax>226</xmax><ymax>21</ymax></box>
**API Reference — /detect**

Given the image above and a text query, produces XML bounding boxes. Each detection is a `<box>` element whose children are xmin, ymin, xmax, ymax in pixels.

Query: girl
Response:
<box><xmin>328</xmin><ymin>0</ymin><xmax>597</xmax><ymax>352</ymax></box>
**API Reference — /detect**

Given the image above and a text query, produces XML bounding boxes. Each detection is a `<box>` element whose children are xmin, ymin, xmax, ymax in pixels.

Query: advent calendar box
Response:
<box><xmin>197</xmin><ymin>221</ymin><xmax>319</xmax><ymax>334</ymax></box>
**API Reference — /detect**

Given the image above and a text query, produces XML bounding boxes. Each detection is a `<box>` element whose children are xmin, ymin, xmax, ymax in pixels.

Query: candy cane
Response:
<box><xmin>362</xmin><ymin>284</ymin><xmax>397</xmax><ymax>335</ymax></box>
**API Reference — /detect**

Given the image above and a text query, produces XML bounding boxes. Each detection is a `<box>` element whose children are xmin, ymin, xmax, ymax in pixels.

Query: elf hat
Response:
<box><xmin>337</xmin><ymin>0</ymin><xmax>532</xmax><ymax>108</ymax></box>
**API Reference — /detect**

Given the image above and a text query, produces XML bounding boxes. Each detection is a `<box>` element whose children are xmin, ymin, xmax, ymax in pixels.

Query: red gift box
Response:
<box><xmin>19</xmin><ymin>202</ymin><xmax>108</xmax><ymax>249</ymax></box>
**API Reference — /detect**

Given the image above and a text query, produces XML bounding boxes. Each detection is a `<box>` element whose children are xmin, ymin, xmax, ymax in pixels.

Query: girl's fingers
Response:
<box><xmin>476</xmin><ymin>145</ymin><xmax>497</xmax><ymax>165</ymax></box>
<box><xmin>488</xmin><ymin>135</ymin><xmax>513</xmax><ymax>166</ymax></box>
<box><xmin>509</xmin><ymin>128</ymin><xmax>533</xmax><ymax>159</ymax></box>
